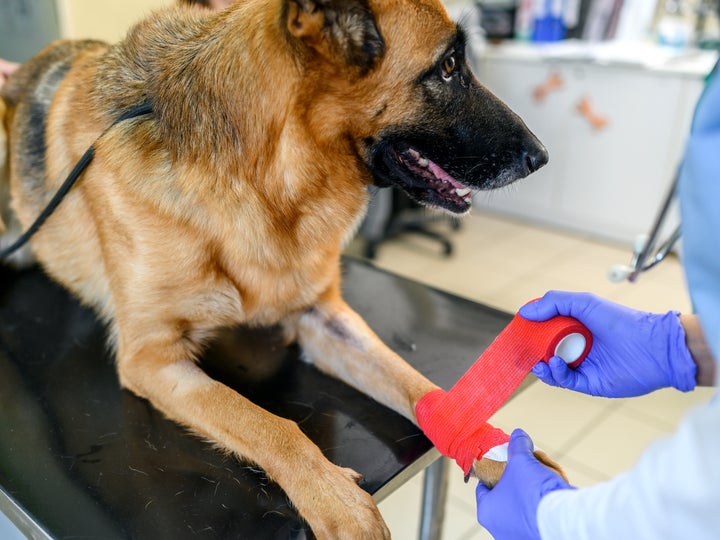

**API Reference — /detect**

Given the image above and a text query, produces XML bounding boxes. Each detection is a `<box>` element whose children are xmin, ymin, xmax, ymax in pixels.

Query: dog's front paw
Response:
<box><xmin>286</xmin><ymin>459</ymin><xmax>391</xmax><ymax>539</ymax></box>
<box><xmin>472</xmin><ymin>456</ymin><xmax>506</xmax><ymax>488</ymax></box>
<box><xmin>472</xmin><ymin>449</ymin><xmax>569</xmax><ymax>488</ymax></box>
<box><xmin>533</xmin><ymin>448</ymin><xmax>569</xmax><ymax>482</ymax></box>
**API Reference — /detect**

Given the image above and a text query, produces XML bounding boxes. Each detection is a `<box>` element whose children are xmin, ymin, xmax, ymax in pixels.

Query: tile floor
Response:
<box><xmin>346</xmin><ymin>210</ymin><xmax>715</xmax><ymax>540</ymax></box>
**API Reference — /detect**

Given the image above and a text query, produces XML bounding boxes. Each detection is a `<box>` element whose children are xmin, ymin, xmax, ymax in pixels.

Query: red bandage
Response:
<box><xmin>415</xmin><ymin>311</ymin><xmax>592</xmax><ymax>475</ymax></box>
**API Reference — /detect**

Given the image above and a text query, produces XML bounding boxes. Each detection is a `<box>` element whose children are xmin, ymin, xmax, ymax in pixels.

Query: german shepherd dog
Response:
<box><xmin>1</xmin><ymin>0</ymin><xmax>552</xmax><ymax>536</ymax></box>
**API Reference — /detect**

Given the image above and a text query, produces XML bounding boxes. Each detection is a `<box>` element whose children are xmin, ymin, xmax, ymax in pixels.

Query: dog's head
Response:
<box><xmin>285</xmin><ymin>0</ymin><xmax>547</xmax><ymax>214</ymax></box>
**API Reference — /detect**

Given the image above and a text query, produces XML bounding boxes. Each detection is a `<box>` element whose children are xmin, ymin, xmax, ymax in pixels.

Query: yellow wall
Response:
<box><xmin>57</xmin><ymin>0</ymin><xmax>175</xmax><ymax>43</ymax></box>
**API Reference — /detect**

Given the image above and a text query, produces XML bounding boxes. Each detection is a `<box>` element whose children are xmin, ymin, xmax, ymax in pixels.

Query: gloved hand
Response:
<box><xmin>476</xmin><ymin>429</ymin><xmax>573</xmax><ymax>540</ymax></box>
<box><xmin>520</xmin><ymin>291</ymin><xmax>697</xmax><ymax>398</ymax></box>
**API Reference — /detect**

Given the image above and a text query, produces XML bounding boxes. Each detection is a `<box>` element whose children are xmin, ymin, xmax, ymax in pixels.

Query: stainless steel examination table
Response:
<box><xmin>0</xmin><ymin>257</ymin><xmax>519</xmax><ymax>539</ymax></box>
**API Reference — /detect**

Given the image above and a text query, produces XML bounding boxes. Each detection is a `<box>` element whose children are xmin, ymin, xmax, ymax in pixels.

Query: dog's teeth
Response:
<box><xmin>408</xmin><ymin>148</ymin><xmax>420</xmax><ymax>159</ymax></box>
<box><xmin>418</xmin><ymin>157</ymin><xmax>429</xmax><ymax>167</ymax></box>
<box><xmin>455</xmin><ymin>187</ymin><xmax>471</xmax><ymax>197</ymax></box>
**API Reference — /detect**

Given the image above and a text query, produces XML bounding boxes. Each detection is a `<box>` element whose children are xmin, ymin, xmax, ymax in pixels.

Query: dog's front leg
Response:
<box><xmin>116</xmin><ymin>339</ymin><xmax>391</xmax><ymax>539</ymax></box>
<box><xmin>293</xmin><ymin>294</ymin><xmax>439</xmax><ymax>424</ymax></box>
<box><xmin>294</xmin><ymin>293</ymin><xmax>555</xmax><ymax>488</ymax></box>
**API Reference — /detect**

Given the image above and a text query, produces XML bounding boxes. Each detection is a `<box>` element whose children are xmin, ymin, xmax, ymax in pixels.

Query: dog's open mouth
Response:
<box><xmin>391</xmin><ymin>147</ymin><xmax>473</xmax><ymax>214</ymax></box>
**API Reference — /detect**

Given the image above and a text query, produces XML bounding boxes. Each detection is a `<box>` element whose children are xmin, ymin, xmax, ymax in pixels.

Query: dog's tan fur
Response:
<box><xmin>0</xmin><ymin>0</ymin><xmax>562</xmax><ymax>536</ymax></box>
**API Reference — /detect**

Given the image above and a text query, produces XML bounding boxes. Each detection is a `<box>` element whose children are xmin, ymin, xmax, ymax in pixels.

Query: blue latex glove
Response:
<box><xmin>520</xmin><ymin>291</ymin><xmax>697</xmax><ymax>398</ymax></box>
<box><xmin>476</xmin><ymin>429</ymin><xmax>573</xmax><ymax>540</ymax></box>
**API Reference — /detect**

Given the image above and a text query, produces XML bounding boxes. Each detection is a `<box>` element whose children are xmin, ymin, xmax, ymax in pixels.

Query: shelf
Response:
<box><xmin>472</xmin><ymin>39</ymin><xmax>718</xmax><ymax>79</ymax></box>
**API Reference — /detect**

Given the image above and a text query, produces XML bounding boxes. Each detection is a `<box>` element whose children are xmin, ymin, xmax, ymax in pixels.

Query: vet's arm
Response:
<box><xmin>477</xmin><ymin>393</ymin><xmax>720</xmax><ymax>540</ymax></box>
<box><xmin>680</xmin><ymin>314</ymin><xmax>717</xmax><ymax>386</ymax></box>
<box><xmin>537</xmin><ymin>391</ymin><xmax>720</xmax><ymax>539</ymax></box>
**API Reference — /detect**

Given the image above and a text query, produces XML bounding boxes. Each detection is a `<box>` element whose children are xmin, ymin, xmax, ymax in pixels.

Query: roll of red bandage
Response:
<box><xmin>415</xmin><ymin>311</ymin><xmax>592</xmax><ymax>475</ymax></box>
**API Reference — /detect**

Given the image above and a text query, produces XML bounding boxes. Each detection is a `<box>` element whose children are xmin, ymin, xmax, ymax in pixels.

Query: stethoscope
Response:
<box><xmin>608</xmin><ymin>168</ymin><xmax>681</xmax><ymax>283</ymax></box>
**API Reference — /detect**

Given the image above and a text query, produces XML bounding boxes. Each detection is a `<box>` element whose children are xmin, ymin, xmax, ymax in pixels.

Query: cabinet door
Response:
<box><xmin>555</xmin><ymin>64</ymin><xmax>692</xmax><ymax>242</ymax></box>
<box><xmin>472</xmin><ymin>56</ymin><xmax>702</xmax><ymax>244</ymax></box>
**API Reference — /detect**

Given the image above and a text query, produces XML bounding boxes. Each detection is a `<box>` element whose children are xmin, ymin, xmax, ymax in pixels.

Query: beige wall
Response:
<box><xmin>57</xmin><ymin>0</ymin><xmax>175</xmax><ymax>43</ymax></box>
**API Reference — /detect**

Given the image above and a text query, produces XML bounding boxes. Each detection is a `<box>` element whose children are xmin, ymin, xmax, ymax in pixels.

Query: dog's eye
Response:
<box><xmin>441</xmin><ymin>54</ymin><xmax>457</xmax><ymax>81</ymax></box>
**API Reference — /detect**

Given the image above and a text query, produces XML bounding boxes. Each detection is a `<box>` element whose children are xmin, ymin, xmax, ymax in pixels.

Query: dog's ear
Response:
<box><xmin>286</xmin><ymin>0</ymin><xmax>384</xmax><ymax>72</ymax></box>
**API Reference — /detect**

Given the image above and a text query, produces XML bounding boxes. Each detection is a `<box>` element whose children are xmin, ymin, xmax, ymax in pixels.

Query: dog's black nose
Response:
<box><xmin>525</xmin><ymin>144</ymin><xmax>549</xmax><ymax>173</ymax></box>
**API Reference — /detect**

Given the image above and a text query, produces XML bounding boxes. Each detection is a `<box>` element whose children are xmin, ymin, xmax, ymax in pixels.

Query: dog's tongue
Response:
<box><xmin>427</xmin><ymin>160</ymin><xmax>463</xmax><ymax>189</ymax></box>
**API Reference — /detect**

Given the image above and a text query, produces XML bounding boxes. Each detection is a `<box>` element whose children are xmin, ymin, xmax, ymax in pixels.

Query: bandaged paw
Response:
<box><xmin>415</xmin><ymin>309</ymin><xmax>592</xmax><ymax>476</ymax></box>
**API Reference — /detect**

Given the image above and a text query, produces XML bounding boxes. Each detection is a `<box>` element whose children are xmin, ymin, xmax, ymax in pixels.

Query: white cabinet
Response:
<box><xmin>470</xmin><ymin>43</ymin><xmax>714</xmax><ymax>245</ymax></box>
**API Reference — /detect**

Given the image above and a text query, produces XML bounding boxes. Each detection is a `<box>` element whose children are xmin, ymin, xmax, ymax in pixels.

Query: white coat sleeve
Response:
<box><xmin>536</xmin><ymin>392</ymin><xmax>720</xmax><ymax>540</ymax></box>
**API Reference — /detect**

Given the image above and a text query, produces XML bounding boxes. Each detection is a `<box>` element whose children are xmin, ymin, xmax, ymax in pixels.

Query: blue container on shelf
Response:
<box><xmin>532</xmin><ymin>0</ymin><xmax>566</xmax><ymax>42</ymax></box>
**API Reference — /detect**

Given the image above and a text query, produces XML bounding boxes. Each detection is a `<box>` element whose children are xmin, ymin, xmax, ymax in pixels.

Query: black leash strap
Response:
<box><xmin>0</xmin><ymin>102</ymin><xmax>154</xmax><ymax>260</ymax></box>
